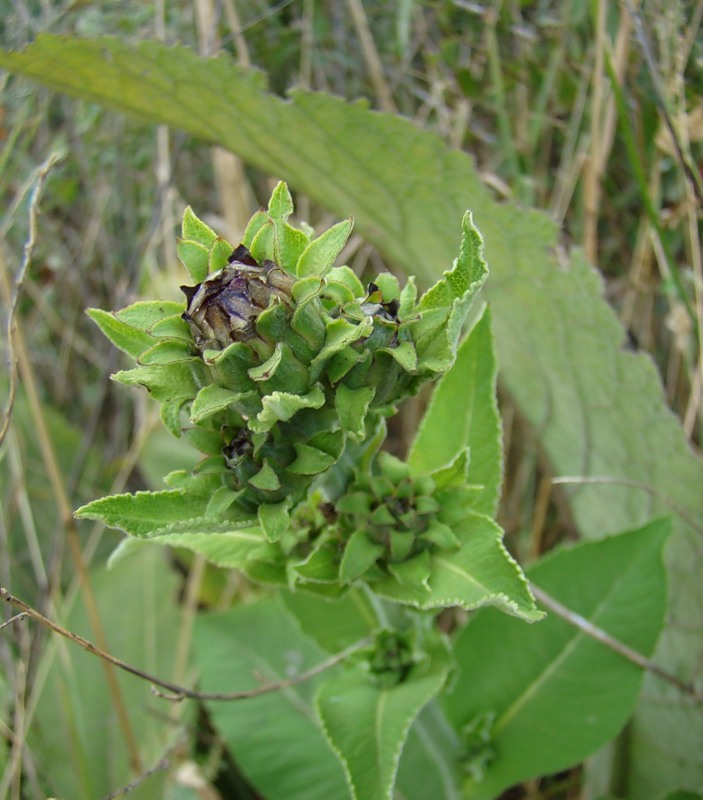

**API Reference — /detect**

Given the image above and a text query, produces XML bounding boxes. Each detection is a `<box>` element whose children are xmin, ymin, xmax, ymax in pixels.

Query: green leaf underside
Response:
<box><xmin>193</xmin><ymin>596</ymin><xmax>349</xmax><ymax>800</ymax></box>
<box><xmin>445</xmin><ymin>520</ymin><xmax>671</xmax><ymax>799</ymax></box>
<box><xmin>316</xmin><ymin>633</ymin><xmax>453</xmax><ymax>800</ymax></box>
<box><xmin>8</xmin><ymin>36</ymin><xmax>700</xmax><ymax>792</ymax></box>
<box><xmin>75</xmin><ymin>490</ymin><xmax>211</xmax><ymax>536</ymax></box>
<box><xmin>409</xmin><ymin>307</ymin><xmax>502</xmax><ymax>517</ymax></box>
<box><xmin>147</xmin><ymin>528</ymin><xmax>268</xmax><ymax>569</ymax></box>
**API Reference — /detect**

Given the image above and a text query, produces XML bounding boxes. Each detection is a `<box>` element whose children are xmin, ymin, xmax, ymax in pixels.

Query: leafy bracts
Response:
<box><xmin>77</xmin><ymin>182</ymin><xmax>540</xmax><ymax>621</ymax></box>
<box><xmin>86</xmin><ymin>183</ymin><xmax>483</xmax><ymax>514</ymax></box>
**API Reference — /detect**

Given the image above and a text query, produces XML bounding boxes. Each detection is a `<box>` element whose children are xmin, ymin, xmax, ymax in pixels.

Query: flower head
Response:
<box><xmin>181</xmin><ymin>244</ymin><xmax>295</xmax><ymax>352</ymax></box>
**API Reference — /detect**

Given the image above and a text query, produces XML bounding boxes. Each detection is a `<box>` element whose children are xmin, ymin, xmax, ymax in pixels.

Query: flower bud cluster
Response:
<box><xmin>90</xmin><ymin>182</ymin><xmax>485</xmax><ymax>553</ymax></box>
<box><xmin>333</xmin><ymin>452</ymin><xmax>464</xmax><ymax>588</ymax></box>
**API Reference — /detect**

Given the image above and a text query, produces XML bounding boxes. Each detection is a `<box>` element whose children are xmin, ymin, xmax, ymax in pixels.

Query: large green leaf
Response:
<box><xmin>315</xmin><ymin>631</ymin><xmax>453</xmax><ymax>800</ymax></box>
<box><xmin>408</xmin><ymin>306</ymin><xmax>502</xmax><ymax>516</ymax></box>
<box><xmin>28</xmin><ymin>546</ymin><xmax>188</xmax><ymax>799</ymax></box>
<box><xmin>192</xmin><ymin>596</ymin><xmax>349</xmax><ymax>800</ymax></box>
<box><xmin>443</xmin><ymin>519</ymin><xmax>671</xmax><ymax>799</ymax></box>
<box><xmin>2</xmin><ymin>35</ymin><xmax>702</xmax><ymax>791</ymax></box>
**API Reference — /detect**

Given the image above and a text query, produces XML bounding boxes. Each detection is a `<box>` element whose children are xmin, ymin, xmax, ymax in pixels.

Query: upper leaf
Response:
<box><xmin>408</xmin><ymin>307</ymin><xmax>502</xmax><ymax>516</ymax></box>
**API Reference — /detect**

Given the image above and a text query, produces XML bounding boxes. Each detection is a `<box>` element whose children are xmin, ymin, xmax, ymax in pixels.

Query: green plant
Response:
<box><xmin>68</xmin><ymin>185</ymin><xmax>670</xmax><ymax>800</ymax></box>
<box><xmin>1</xmin><ymin>28</ymin><xmax>697</xmax><ymax>800</ymax></box>
<box><xmin>77</xmin><ymin>184</ymin><xmax>541</xmax><ymax>622</ymax></box>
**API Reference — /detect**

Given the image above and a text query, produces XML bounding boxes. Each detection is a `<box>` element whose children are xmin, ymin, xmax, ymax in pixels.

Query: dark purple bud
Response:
<box><xmin>181</xmin><ymin>245</ymin><xmax>295</xmax><ymax>351</ymax></box>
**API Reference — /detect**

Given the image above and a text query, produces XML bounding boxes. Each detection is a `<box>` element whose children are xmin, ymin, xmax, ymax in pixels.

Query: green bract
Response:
<box><xmin>77</xmin><ymin>182</ymin><xmax>541</xmax><ymax>622</ymax></box>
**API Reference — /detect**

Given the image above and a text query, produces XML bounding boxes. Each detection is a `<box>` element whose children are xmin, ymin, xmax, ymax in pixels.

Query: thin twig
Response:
<box><xmin>103</xmin><ymin>734</ymin><xmax>188</xmax><ymax>800</ymax></box>
<box><xmin>0</xmin><ymin>152</ymin><xmax>62</xmax><ymax>449</ymax></box>
<box><xmin>530</xmin><ymin>583</ymin><xmax>699</xmax><ymax>699</ymax></box>
<box><xmin>552</xmin><ymin>475</ymin><xmax>703</xmax><ymax>538</ymax></box>
<box><xmin>0</xmin><ymin>586</ymin><xmax>368</xmax><ymax>702</ymax></box>
<box><xmin>0</xmin><ymin>613</ymin><xmax>27</xmax><ymax>633</ymax></box>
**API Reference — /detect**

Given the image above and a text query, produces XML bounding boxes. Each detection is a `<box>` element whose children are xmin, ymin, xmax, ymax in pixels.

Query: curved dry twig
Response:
<box><xmin>0</xmin><ymin>152</ymin><xmax>62</xmax><ymax>448</ymax></box>
<box><xmin>530</xmin><ymin>582</ymin><xmax>700</xmax><ymax>699</ymax></box>
<box><xmin>0</xmin><ymin>585</ymin><xmax>368</xmax><ymax>703</ymax></box>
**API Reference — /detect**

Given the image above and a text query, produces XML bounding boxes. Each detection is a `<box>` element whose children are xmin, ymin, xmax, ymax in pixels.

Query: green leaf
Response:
<box><xmin>182</xmin><ymin>205</ymin><xmax>218</xmax><ymax>248</ymax></box>
<box><xmin>311</xmin><ymin>317</ymin><xmax>373</xmax><ymax>376</ymax></box>
<box><xmin>250</xmin><ymin>218</ymin><xmax>275</xmax><ymax>263</ymax></box>
<box><xmin>205</xmin><ymin>485</ymin><xmax>240</xmax><ymax>516</ymax></box>
<box><xmin>316</xmin><ymin>630</ymin><xmax>453</xmax><ymax>800</ymax></box>
<box><xmin>112</xmin><ymin>360</ymin><xmax>205</xmax><ymax>402</ymax></box>
<box><xmin>396</xmin><ymin>702</ymin><xmax>463</xmax><ymax>800</ymax></box>
<box><xmin>444</xmin><ymin>519</ymin><xmax>671</xmax><ymax>799</ymax></box>
<box><xmin>409</xmin><ymin>307</ymin><xmax>502</xmax><ymax>516</ymax></box>
<box><xmin>75</xmin><ymin>490</ymin><xmax>210</xmax><ymax>536</ymax></box>
<box><xmin>249</xmin><ymin>459</ymin><xmax>281</xmax><ymax>492</ymax></box>
<box><xmin>193</xmin><ymin>596</ymin><xmax>349</xmax><ymax>800</ymax></box>
<box><xmin>150</xmin><ymin>526</ymin><xmax>270</xmax><ymax>571</ymax></box>
<box><xmin>280</xmin><ymin>588</ymin><xmax>377</xmax><ymax>652</ymax></box>
<box><xmin>242</xmin><ymin>208</ymin><xmax>269</xmax><ymax>248</ymax></box>
<box><xmin>252</xmin><ymin>385</ymin><xmax>325</xmax><ymax>433</ymax></box>
<box><xmin>258</xmin><ymin>501</ymin><xmax>290</xmax><ymax>543</ymax></box>
<box><xmin>176</xmin><ymin>238</ymin><xmax>210</xmax><ymax>283</ymax></box>
<box><xmin>209</xmin><ymin>237</ymin><xmax>234</xmax><ymax>272</ymax></box>
<box><xmin>335</xmin><ymin>384</ymin><xmax>375</xmax><ymax>440</ymax></box>
<box><xmin>340</xmin><ymin>530</ymin><xmax>384</xmax><ymax>583</ymax></box>
<box><xmin>267</xmin><ymin>179</ymin><xmax>294</xmax><ymax>220</ymax></box>
<box><xmin>114</xmin><ymin>299</ymin><xmax>185</xmax><ymax>332</ymax></box>
<box><xmin>296</xmin><ymin>218</ymin><xmax>353</xmax><ymax>277</ymax></box>
<box><xmin>288</xmin><ymin>443</ymin><xmax>337</xmax><ymax>475</ymax></box>
<box><xmin>277</xmin><ymin>221</ymin><xmax>310</xmax><ymax>272</ymax></box>
<box><xmin>373</xmin><ymin>513</ymin><xmax>543</xmax><ymax>621</ymax></box>
<box><xmin>190</xmin><ymin>383</ymin><xmax>249</xmax><ymax>423</ymax></box>
<box><xmin>137</xmin><ymin>339</ymin><xmax>193</xmax><ymax>366</ymax></box>
<box><xmin>86</xmin><ymin>307</ymin><xmax>156</xmax><ymax>359</ymax></box>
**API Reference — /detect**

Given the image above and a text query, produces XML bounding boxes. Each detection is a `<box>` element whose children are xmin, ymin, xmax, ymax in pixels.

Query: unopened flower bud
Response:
<box><xmin>181</xmin><ymin>244</ymin><xmax>295</xmax><ymax>352</ymax></box>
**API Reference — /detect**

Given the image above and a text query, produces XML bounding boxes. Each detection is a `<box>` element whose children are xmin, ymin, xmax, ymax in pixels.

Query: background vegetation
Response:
<box><xmin>0</xmin><ymin>1</ymin><xmax>701</xmax><ymax>798</ymax></box>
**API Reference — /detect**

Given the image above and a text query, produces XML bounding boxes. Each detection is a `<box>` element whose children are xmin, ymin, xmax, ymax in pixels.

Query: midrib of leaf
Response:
<box><xmin>374</xmin><ymin>690</ymin><xmax>389</xmax><ymax>797</ymax></box>
<box><xmin>433</xmin><ymin>553</ymin><xmax>497</xmax><ymax>596</ymax></box>
<box><xmin>494</xmin><ymin>545</ymin><xmax>655</xmax><ymax>734</ymax></box>
<box><xmin>413</xmin><ymin>716</ymin><xmax>460</xmax><ymax>800</ymax></box>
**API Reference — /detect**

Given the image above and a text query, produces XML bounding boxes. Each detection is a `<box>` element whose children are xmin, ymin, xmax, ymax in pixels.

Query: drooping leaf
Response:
<box><xmin>444</xmin><ymin>519</ymin><xmax>671</xmax><ymax>800</ymax></box>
